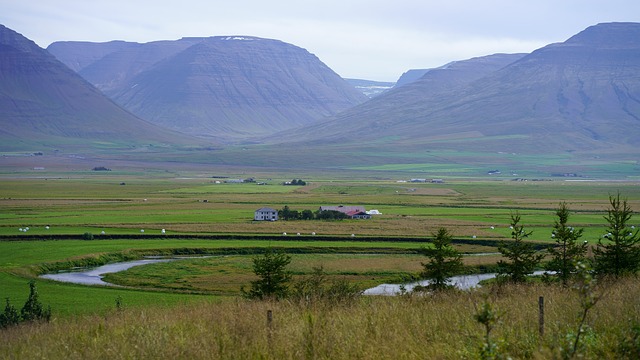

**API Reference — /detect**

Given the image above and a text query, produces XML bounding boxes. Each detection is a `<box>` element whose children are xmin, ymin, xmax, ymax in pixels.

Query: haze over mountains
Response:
<box><xmin>48</xmin><ymin>36</ymin><xmax>367</xmax><ymax>141</ymax></box>
<box><xmin>1</xmin><ymin>22</ymin><xmax>639</xmax><ymax>176</ymax></box>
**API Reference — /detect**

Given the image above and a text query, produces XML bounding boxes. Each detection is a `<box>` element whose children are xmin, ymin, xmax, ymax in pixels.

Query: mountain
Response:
<box><xmin>345</xmin><ymin>78</ymin><xmax>395</xmax><ymax>98</ymax></box>
<box><xmin>394</xmin><ymin>69</ymin><xmax>431</xmax><ymax>87</ymax></box>
<box><xmin>269</xmin><ymin>52</ymin><xmax>525</xmax><ymax>143</ymax></box>
<box><xmin>0</xmin><ymin>24</ymin><xmax>202</xmax><ymax>152</ymax></box>
<box><xmin>267</xmin><ymin>23</ymin><xmax>640</xmax><ymax>160</ymax></box>
<box><xmin>48</xmin><ymin>37</ymin><xmax>368</xmax><ymax>141</ymax></box>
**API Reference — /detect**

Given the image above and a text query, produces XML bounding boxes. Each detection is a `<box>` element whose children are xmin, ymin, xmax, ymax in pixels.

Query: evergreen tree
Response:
<box><xmin>593</xmin><ymin>193</ymin><xmax>640</xmax><ymax>277</ymax></box>
<box><xmin>20</xmin><ymin>280</ymin><xmax>51</xmax><ymax>322</ymax></box>
<box><xmin>497</xmin><ymin>212</ymin><xmax>543</xmax><ymax>283</ymax></box>
<box><xmin>245</xmin><ymin>248</ymin><xmax>292</xmax><ymax>300</ymax></box>
<box><xmin>546</xmin><ymin>202</ymin><xmax>588</xmax><ymax>285</ymax></box>
<box><xmin>420</xmin><ymin>227</ymin><xmax>464</xmax><ymax>291</ymax></box>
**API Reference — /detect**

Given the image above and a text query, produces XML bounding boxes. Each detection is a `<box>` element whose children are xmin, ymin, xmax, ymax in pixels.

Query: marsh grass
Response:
<box><xmin>1</xmin><ymin>278</ymin><xmax>638</xmax><ymax>359</ymax></box>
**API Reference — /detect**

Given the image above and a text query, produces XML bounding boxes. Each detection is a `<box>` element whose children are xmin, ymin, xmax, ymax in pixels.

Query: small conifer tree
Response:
<box><xmin>593</xmin><ymin>193</ymin><xmax>640</xmax><ymax>277</ymax></box>
<box><xmin>546</xmin><ymin>202</ymin><xmax>587</xmax><ymax>285</ymax></box>
<box><xmin>420</xmin><ymin>227</ymin><xmax>463</xmax><ymax>291</ymax></box>
<box><xmin>497</xmin><ymin>212</ymin><xmax>544</xmax><ymax>283</ymax></box>
<box><xmin>20</xmin><ymin>280</ymin><xmax>51</xmax><ymax>322</ymax></box>
<box><xmin>244</xmin><ymin>248</ymin><xmax>292</xmax><ymax>300</ymax></box>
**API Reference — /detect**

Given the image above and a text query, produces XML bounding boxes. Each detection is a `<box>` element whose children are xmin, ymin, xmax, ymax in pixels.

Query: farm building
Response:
<box><xmin>319</xmin><ymin>205</ymin><xmax>372</xmax><ymax>219</ymax></box>
<box><xmin>254</xmin><ymin>207</ymin><xmax>278</xmax><ymax>221</ymax></box>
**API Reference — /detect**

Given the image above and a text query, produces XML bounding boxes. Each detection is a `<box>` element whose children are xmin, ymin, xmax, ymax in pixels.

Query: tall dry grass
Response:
<box><xmin>1</xmin><ymin>278</ymin><xmax>639</xmax><ymax>359</ymax></box>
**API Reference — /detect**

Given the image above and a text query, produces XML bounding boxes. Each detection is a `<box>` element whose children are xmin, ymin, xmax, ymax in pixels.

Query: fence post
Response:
<box><xmin>538</xmin><ymin>296</ymin><xmax>544</xmax><ymax>338</ymax></box>
<box><xmin>267</xmin><ymin>309</ymin><xmax>273</xmax><ymax>349</ymax></box>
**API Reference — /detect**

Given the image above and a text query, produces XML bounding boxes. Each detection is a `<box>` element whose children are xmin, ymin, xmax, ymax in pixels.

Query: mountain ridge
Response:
<box><xmin>48</xmin><ymin>36</ymin><xmax>368</xmax><ymax>141</ymax></box>
<box><xmin>0</xmin><ymin>24</ymin><xmax>202</xmax><ymax>151</ymax></box>
<box><xmin>265</xmin><ymin>23</ymin><xmax>640</xmax><ymax>158</ymax></box>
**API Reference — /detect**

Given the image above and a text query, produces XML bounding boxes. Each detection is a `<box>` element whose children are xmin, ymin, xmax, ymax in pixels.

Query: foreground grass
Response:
<box><xmin>2</xmin><ymin>278</ymin><xmax>639</xmax><ymax>359</ymax></box>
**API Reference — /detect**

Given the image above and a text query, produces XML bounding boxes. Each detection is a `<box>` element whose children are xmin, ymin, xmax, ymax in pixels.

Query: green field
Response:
<box><xmin>1</xmin><ymin>173</ymin><xmax>640</xmax><ymax>358</ymax></box>
<box><xmin>1</xmin><ymin>175</ymin><xmax>638</xmax><ymax>314</ymax></box>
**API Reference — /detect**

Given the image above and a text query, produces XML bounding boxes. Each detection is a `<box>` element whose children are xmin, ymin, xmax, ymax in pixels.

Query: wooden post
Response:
<box><xmin>267</xmin><ymin>310</ymin><xmax>273</xmax><ymax>348</ymax></box>
<box><xmin>538</xmin><ymin>296</ymin><xmax>544</xmax><ymax>338</ymax></box>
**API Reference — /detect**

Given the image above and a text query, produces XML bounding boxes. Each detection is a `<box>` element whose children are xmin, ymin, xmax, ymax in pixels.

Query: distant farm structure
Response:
<box><xmin>254</xmin><ymin>207</ymin><xmax>278</xmax><ymax>221</ymax></box>
<box><xmin>319</xmin><ymin>205</ymin><xmax>371</xmax><ymax>219</ymax></box>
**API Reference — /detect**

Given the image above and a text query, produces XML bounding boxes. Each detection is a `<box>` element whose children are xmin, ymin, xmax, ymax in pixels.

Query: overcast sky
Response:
<box><xmin>2</xmin><ymin>1</ymin><xmax>639</xmax><ymax>81</ymax></box>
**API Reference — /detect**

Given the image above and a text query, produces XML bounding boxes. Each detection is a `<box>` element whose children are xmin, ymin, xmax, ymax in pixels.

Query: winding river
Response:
<box><xmin>40</xmin><ymin>259</ymin><xmax>551</xmax><ymax>294</ymax></box>
<box><xmin>40</xmin><ymin>259</ymin><xmax>175</xmax><ymax>286</ymax></box>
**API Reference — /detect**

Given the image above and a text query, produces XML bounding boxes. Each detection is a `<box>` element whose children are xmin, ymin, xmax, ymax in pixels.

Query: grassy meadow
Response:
<box><xmin>2</xmin><ymin>279</ymin><xmax>639</xmax><ymax>359</ymax></box>
<box><xmin>1</xmin><ymin>173</ymin><xmax>640</xmax><ymax>358</ymax></box>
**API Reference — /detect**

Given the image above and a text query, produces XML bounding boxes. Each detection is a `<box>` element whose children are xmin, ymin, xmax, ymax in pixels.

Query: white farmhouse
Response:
<box><xmin>254</xmin><ymin>207</ymin><xmax>279</xmax><ymax>221</ymax></box>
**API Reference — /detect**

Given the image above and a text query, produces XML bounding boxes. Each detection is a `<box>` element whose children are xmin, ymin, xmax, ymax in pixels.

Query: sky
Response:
<box><xmin>1</xmin><ymin>1</ymin><xmax>639</xmax><ymax>82</ymax></box>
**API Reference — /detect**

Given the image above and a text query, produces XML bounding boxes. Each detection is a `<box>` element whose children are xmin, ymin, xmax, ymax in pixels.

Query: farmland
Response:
<box><xmin>1</xmin><ymin>173</ymin><xmax>640</xmax><ymax>358</ymax></box>
<box><xmin>1</xmin><ymin>174</ymin><xmax>639</xmax><ymax>301</ymax></box>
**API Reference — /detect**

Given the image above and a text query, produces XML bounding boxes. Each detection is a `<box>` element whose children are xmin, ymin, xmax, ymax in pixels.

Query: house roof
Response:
<box><xmin>256</xmin><ymin>207</ymin><xmax>277</xmax><ymax>212</ymax></box>
<box><xmin>319</xmin><ymin>205</ymin><xmax>366</xmax><ymax>215</ymax></box>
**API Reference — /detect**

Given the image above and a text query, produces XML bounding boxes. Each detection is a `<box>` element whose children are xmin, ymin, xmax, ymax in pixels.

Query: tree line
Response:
<box><xmin>278</xmin><ymin>206</ymin><xmax>349</xmax><ymax>221</ymax></box>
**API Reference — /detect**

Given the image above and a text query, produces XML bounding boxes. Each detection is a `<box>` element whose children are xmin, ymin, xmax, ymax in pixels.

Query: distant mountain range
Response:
<box><xmin>48</xmin><ymin>36</ymin><xmax>367</xmax><ymax>141</ymax></box>
<box><xmin>268</xmin><ymin>23</ymin><xmax>640</xmax><ymax>159</ymax></box>
<box><xmin>1</xmin><ymin>22</ymin><xmax>639</xmax><ymax>177</ymax></box>
<box><xmin>0</xmin><ymin>25</ymin><xmax>199</xmax><ymax>152</ymax></box>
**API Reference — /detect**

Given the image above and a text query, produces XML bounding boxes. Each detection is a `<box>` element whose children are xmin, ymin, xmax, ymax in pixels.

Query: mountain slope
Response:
<box><xmin>48</xmin><ymin>37</ymin><xmax>368</xmax><ymax>141</ymax></box>
<box><xmin>270</xmin><ymin>23</ymin><xmax>640</xmax><ymax>157</ymax></box>
<box><xmin>268</xmin><ymin>52</ymin><xmax>525</xmax><ymax>143</ymax></box>
<box><xmin>0</xmin><ymin>24</ymin><xmax>200</xmax><ymax>151</ymax></box>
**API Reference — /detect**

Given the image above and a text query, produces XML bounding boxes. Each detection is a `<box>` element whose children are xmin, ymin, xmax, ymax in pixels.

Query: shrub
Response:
<box><xmin>0</xmin><ymin>298</ymin><xmax>20</xmax><ymax>329</ymax></box>
<box><xmin>292</xmin><ymin>266</ymin><xmax>361</xmax><ymax>304</ymax></box>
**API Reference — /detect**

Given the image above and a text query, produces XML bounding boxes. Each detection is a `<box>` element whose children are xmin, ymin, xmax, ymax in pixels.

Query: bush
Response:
<box><xmin>0</xmin><ymin>298</ymin><xmax>20</xmax><ymax>329</ymax></box>
<box><xmin>82</xmin><ymin>232</ymin><xmax>94</xmax><ymax>240</ymax></box>
<box><xmin>292</xmin><ymin>266</ymin><xmax>361</xmax><ymax>304</ymax></box>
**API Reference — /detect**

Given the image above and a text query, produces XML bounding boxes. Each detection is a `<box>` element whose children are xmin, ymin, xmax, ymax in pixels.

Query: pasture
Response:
<box><xmin>1</xmin><ymin>173</ymin><xmax>640</xmax><ymax>358</ymax></box>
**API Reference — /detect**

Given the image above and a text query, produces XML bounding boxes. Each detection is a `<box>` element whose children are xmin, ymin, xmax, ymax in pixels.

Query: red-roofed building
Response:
<box><xmin>319</xmin><ymin>205</ymin><xmax>371</xmax><ymax>219</ymax></box>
